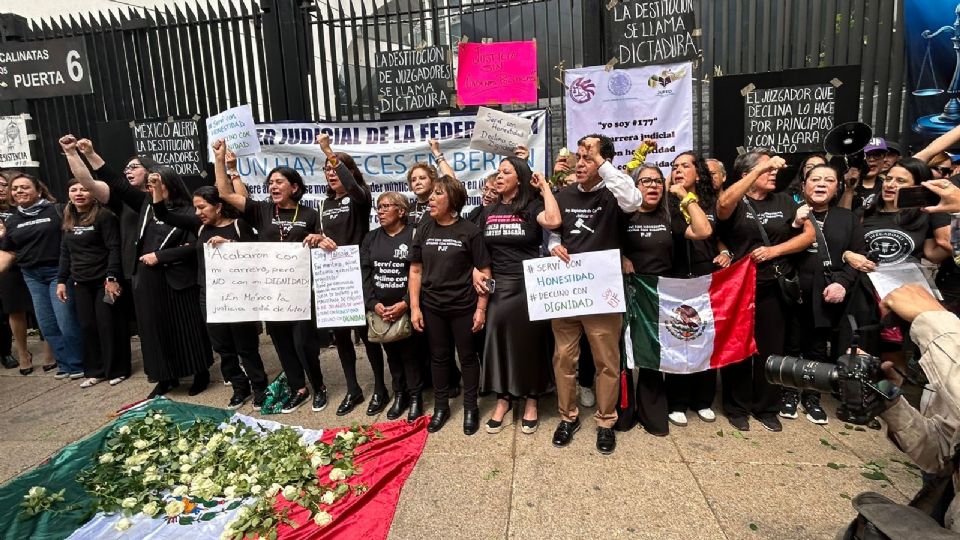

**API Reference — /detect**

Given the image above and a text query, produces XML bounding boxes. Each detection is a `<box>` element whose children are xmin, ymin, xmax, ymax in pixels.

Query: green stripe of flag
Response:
<box><xmin>625</xmin><ymin>273</ymin><xmax>661</xmax><ymax>370</ymax></box>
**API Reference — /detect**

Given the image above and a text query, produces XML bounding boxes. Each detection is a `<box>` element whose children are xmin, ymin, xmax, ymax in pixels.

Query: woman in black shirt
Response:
<box><xmin>153</xmin><ymin>182</ymin><xmax>268</xmax><ymax>411</ymax></box>
<box><xmin>410</xmin><ymin>175</ymin><xmax>492</xmax><ymax>434</ymax></box>
<box><xmin>55</xmin><ymin>178</ymin><xmax>130</xmax><ymax>388</ymax></box>
<box><xmin>215</xmin><ymin>139</ymin><xmax>327</xmax><ymax>414</ymax></box>
<box><xmin>716</xmin><ymin>150</ymin><xmax>815</xmax><ymax>432</ymax></box>
<box><xmin>0</xmin><ymin>172</ymin><xmax>41</xmax><ymax>374</ymax></box>
<box><xmin>360</xmin><ymin>192</ymin><xmax>422</xmax><ymax>421</ymax></box>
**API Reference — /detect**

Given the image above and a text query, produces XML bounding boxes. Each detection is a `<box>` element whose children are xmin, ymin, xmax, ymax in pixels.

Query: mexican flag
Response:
<box><xmin>623</xmin><ymin>257</ymin><xmax>757</xmax><ymax>373</ymax></box>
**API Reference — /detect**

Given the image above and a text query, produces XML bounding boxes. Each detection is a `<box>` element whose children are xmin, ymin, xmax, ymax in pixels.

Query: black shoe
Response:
<box><xmin>520</xmin><ymin>418</ymin><xmax>539</xmax><ymax>434</ymax></box>
<box><xmin>366</xmin><ymin>391</ymin><xmax>389</xmax><ymax>416</ymax></box>
<box><xmin>866</xmin><ymin>418</ymin><xmax>882</xmax><ymax>430</ymax></box>
<box><xmin>188</xmin><ymin>371</ymin><xmax>210</xmax><ymax>396</ymax></box>
<box><xmin>728</xmin><ymin>415</ymin><xmax>750</xmax><ymax>431</ymax></box>
<box><xmin>484</xmin><ymin>402</ymin><xmax>514</xmax><ymax>434</ymax></box>
<box><xmin>282</xmin><ymin>389</ymin><xmax>310</xmax><ymax>413</ymax></box>
<box><xmin>147</xmin><ymin>380</ymin><xmax>178</xmax><ymax>399</ymax></box>
<box><xmin>801</xmin><ymin>395</ymin><xmax>828</xmax><ymax>425</ymax></box>
<box><xmin>463</xmin><ymin>408</ymin><xmax>480</xmax><ymax>435</ymax></box>
<box><xmin>756</xmin><ymin>415</ymin><xmax>782</xmax><ymax>432</ymax></box>
<box><xmin>312</xmin><ymin>386</ymin><xmax>328</xmax><ymax>412</ymax></box>
<box><xmin>427</xmin><ymin>408</ymin><xmax>451</xmax><ymax>432</ymax></box>
<box><xmin>407</xmin><ymin>393</ymin><xmax>424</xmax><ymax>421</ymax></box>
<box><xmin>1</xmin><ymin>354</ymin><xmax>17</xmax><ymax>369</ymax></box>
<box><xmin>253</xmin><ymin>390</ymin><xmax>267</xmax><ymax>409</ymax></box>
<box><xmin>19</xmin><ymin>367</ymin><xmax>33</xmax><ymax>376</ymax></box>
<box><xmin>336</xmin><ymin>391</ymin><xmax>365</xmax><ymax>416</ymax></box>
<box><xmin>386</xmin><ymin>392</ymin><xmax>410</xmax><ymax>420</ymax></box>
<box><xmin>449</xmin><ymin>385</ymin><xmax>461</xmax><ymax>398</ymax></box>
<box><xmin>551</xmin><ymin>418</ymin><xmax>581</xmax><ymax>447</ymax></box>
<box><xmin>596</xmin><ymin>427</ymin><xmax>616</xmax><ymax>454</ymax></box>
<box><xmin>227</xmin><ymin>390</ymin><xmax>251</xmax><ymax>410</ymax></box>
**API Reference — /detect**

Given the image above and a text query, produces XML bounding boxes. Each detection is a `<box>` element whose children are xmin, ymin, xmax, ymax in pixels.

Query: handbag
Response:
<box><xmin>743</xmin><ymin>197</ymin><xmax>803</xmax><ymax>306</ymax></box>
<box><xmin>366</xmin><ymin>310</ymin><xmax>412</xmax><ymax>343</ymax></box>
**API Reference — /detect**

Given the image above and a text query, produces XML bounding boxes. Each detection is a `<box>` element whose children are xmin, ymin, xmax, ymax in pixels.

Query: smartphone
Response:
<box><xmin>103</xmin><ymin>290</ymin><xmax>116</xmax><ymax>305</ymax></box>
<box><xmin>896</xmin><ymin>186</ymin><xmax>940</xmax><ymax>208</ymax></box>
<box><xmin>484</xmin><ymin>278</ymin><xmax>496</xmax><ymax>294</ymax></box>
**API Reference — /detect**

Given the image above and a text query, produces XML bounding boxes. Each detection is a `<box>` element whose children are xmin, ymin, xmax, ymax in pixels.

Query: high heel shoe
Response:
<box><xmin>148</xmin><ymin>380</ymin><xmax>178</xmax><ymax>399</ymax></box>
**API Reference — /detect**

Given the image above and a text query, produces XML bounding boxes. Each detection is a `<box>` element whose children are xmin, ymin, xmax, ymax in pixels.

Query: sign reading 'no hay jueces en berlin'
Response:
<box><xmin>604</xmin><ymin>0</ymin><xmax>700</xmax><ymax>68</ymax></box>
<box><xmin>456</xmin><ymin>40</ymin><xmax>538</xmax><ymax>106</ymax></box>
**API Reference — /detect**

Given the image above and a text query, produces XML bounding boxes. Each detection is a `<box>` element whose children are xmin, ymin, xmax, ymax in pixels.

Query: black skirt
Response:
<box><xmin>480</xmin><ymin>275</ymin><xmax>553</xmax><ymax>397</ymax></box>
<box><xmin>0</xmin><ymin>264</ymin><xmax>33</xmax><ymax>314</ymax></box>
<box><xmin>133</xmin><ymin>263</ymin><xmax>212</xmax><ymax>380</ymax></box>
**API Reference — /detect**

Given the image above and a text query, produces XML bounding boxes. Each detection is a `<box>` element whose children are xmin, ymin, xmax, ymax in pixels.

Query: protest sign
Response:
<box><xmin>376</xmin><ymin>46</ymin><xmax>452</xmax><ymax>114</ymax></box>
<box><xmin>565</xmin><ymin>63</ymin><xmax>692</xmax><ymax>175</ymax></box>
<box><xmin>604</xmin><ymin>0</ymin><xmax>700</xmax><ymax>67</ymax></box>
<box><xmin>234</xmin><ymin>110</ymin><xmax>547</xmax><ymax>226</ymax></box>
<box><xmin>0</xmin><ymin>37</ymin><xmax>93</xmax><ymax>99</ymax></box>
<box><xmin>204</xmin><ymin>243</ymin><xmax>312</xmax><ymax>323</ymax></box>
<box><xmin>456</xmin><ymin>41</ymin><xmax>538</xmax><ymax>105</ymax></box>
<box><xmin>743</xmin><ymin>84</ymin><xmax>836</xmax><ymax>154</ymax></box>
<box><xmin>523</xmin><ymin>249</ymin><xmax>627</xmax><ymax>321</ymax></box>
<box><xmin>132</xmin><ymin>117</ymin><xmax>204</xmax><ymax>176</ymax></box>
<box><xmin>905</xmin><ymin>0</ymin><xmax>960</xmax><ymax>148</ymax></box>
<box><xmin>0</xmin><ymin>115</ymin><xmax>37</xmax><ymax>168</ymax></box>
<box><xmin>206</xmin><ymin>104</ymin><xmax>260</xmax><ymax>160</ymax></box>
<box><xmin>868</xmin><ymin>262</ymin><xmax>938</xmax><ymax>301</ymax></box>
<box><xmin>469</xmin><ymin>106</ymin><xmax>533</xmax><ymax>156</ymax></box>
<box><xmin>311</xmin><ymin>246</ymin><xmax>366</xmax><ymax>328</ymax></box>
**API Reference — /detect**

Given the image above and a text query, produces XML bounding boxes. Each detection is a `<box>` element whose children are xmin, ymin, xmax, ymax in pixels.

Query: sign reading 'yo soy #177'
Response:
<box><xmin>0</xmin><ymin>37</ymin><xmax>93</xmax><ymax>100</ymax></box>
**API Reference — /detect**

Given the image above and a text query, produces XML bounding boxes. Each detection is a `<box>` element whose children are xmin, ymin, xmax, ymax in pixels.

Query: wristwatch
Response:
<box><xmin>105</xmin><ymin>276</ymin><xmax>118</xmax><ymax>283</ymax></box>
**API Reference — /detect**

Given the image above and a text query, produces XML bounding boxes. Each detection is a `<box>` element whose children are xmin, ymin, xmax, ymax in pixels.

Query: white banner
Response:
<box><xmin>311</xmin><ymin>246</ymin><xmax>366</xmax><ymax>328</ymax></box>
<box><xmin>523</xmin><ymin>249</ymin><xmax>627</xmax><ymax>321</ymax></box>
<box><xmin>204</xmin><ymin>242</ymin><xmax>312</xmax><ymax>322</ymax></box>
<box><xmin>235</xmin><ymin>110</ymin><xmax>547</xmax><ymax>227</ymax></box>
<box><xmin>0</xmin><ymin>115</ymin><xmax>35</xmax><ymax>168</ymax></box>
<box><xmin>565</xmin><ymin>63</ymin><xmax>693</xmax><ymax>176</ymax></box>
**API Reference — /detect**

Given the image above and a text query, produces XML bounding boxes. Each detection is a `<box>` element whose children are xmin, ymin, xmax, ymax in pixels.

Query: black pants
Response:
<box><xmin>578</xmin><ymin>334</ymin><xmax>595</xmax><ymax>387</ymax></box>
<box><xmin>665</xmin><ymin>370</ymin><xmax>717</xmax><ymax>412</ymax></box>
<box><xmin>0</xmin><ymin>315</ymin><xmax>10</xmax><ymax>357</ymax></box>
<box><xmin>266</xmin><ymin>320</ymin><xmax>323</xmax><ymax>392</ymax></box>
<box><xmin>374</xmin><ymin>338</ymin><xmax>422</xmax><ymax>394</ymax></box>
<box><xmin>422</xmin><ymin>308</ymin><xmax>479</xmax><ymax>410</ymax></box>
<box><xmin>721</xmin><ymin>282</ymin><xmax>784</xmax><ymax>419</ymax></box>
<box><xmin>635</xmin><ymin>368</ymin><xmax>669</xmax><ymax>435</ymax></box>
<box><xmin>414</xmin><ymin>328</ymin><xmax>460</xmax><ymax>390</ymax></box>
<box><xmin>332</xmin><ymin>326</ymin><xmax>386</xmax><ymax>395</ymax></box>
<box><xmin>74</xmin><ymin>280</ymin><xmax>131</xmax><ymax>379</ymax></box>
<box><xmin>784</xmin><ymin>298</ymin><xmax>834</xmax><ymax>401</ymax></box>
<box><xmin>208</xmin><ymin>321</ymin><xmax>268</xmax><ymax>393</ymax></box>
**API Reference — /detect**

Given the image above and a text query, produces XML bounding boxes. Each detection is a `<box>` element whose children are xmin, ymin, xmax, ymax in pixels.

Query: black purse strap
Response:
<box><xmin>741</xmin><ymin>196</ymin><xmax>772</xmax><ymax>247</ymax></box>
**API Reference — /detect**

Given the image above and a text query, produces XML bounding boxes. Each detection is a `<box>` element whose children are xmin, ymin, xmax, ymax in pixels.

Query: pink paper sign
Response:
<box><xmin>456</xmin><ymin>40</ymin><xmax>538</xmax><ymax>105</ymax></box>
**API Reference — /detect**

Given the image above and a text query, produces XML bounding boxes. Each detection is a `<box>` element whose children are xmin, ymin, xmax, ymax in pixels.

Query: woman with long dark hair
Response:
<box><xmin>55</xmin><ymin>177</ymin><xmax>130</xmax><ymax>388</ymax></box>
<box><xmin>152</xmin><ymin>170</ymin><xmax>267</xmax><ymax>410</ymax></box>
<box><xmin>477</xmin><ymin>156</ymin><xmax>560</xmax><ymax>435</ymax></box>
<box><xmin>786</xmin><ymin>154</ymin><xmax>828</xmax><ymax>204</ymax></box>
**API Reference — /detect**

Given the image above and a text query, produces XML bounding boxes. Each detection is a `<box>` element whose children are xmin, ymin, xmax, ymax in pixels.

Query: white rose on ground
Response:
<box><xmin>250</xmin><ymin>484</ymin><xmax>262</xmax><ymax>495</ymax></box>
<box><xmin>142</xmin><ymin>501</ymin><xmax>160</xmax><ymax>517</ymax></box>
<box><xmin>176</xmin><ymin>439</ymin><xmax>189</xmax><ymax>452</ymax></box>
<box><xmin>98</xmin><ymin>453</ymin><xmax>114</xmax><ymax>464</ymax></box>
<box><xmin>282</xmin><ymin>485</ymin><xmax>298</xmax><ymax>501</ymax></box>
<box><xmin>118</xmin><ymin>425</ymin><xmax>131</xmax><ymax>435</ymax></box>
<box><xmin>328</xmin><ymin>468</ymin><xmax>347</xmax><ymax>482</ymax></box>
<box><xmin>180</xmin><ymin>464</ymin><xmax>191</xmax><ymax>473</ymax></box>
<box><xmin>27</xmin><ymin>486</ymin><xmax>44</xmax><ymax>498</ymax></box>
<box><xmin>310</xmin><ymin>454</ymin><xmax>324</xmax><ymax>469</ymax></box>
<box><xmin>133</xmin><ymin>440</ymin><xmax>149</xmax><ymax>449</ymax></box>
<box><xmin>121</xmin><ymin>497</ymin><xmax>137</xmax><ymax>509</ymax></box>
<box><xmin>321</xmin><ymin>491</ymin><xmax>336</xmax><ymax>505</ymax></box>
<box><xmin>313</xmin><ymin>511</ymin><xmax>333</xmax><ymax>527</ymax></box>
<box><xmin>114</xmin><ymin>518</ymin><xmax>132</xmax><ymax>532</ymax></box>
<box><xmin>223</xmin><ymin>424</ymin><xmax>237</xmax><ymax>435</ymax></box>
<box><xmin>172</xmin><ymin>485</ymin><xmax>189</xmax><ymax>497</ymax></box>
<box><xmin>165</xmin><ymin>500</ymin><xmax>185</xmax><ymax>517</ymax></box>
<box><xmin>265</xmin><ymin>483</ymin><xmax>281</xmax><ymax>497</ymax></box>
<box><xmin>223</xmin><ymin>486</ymin><xmax>238</xmax><ymax>499</ymax></box>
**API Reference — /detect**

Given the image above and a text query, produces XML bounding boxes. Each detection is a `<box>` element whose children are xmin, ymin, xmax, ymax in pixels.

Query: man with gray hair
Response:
<box><xmin>706</xmin><ymin>159</ymin><xmax>726</xmax><ymax>191</ymax></box>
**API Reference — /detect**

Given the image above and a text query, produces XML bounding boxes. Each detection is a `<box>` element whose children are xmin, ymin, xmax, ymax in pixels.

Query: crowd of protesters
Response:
<box><xmin>1</xmin><ymin>123</ymin><xmax>959</xmax><ymax>455</ymax></box>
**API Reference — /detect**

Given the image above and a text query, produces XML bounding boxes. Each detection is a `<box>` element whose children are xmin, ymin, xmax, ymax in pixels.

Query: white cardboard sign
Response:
<box><xmin>522</xmin><ymin>249</ymin><xmax>627</xmax><ymax>321</ymax></box>
<box><xmin>469</xmin><ymin>106</ymin><xmax>532</xmax><ymax>156</ymax></box>
<box><xmin>311</xmin><ymin>245</ymin><xmax>366</xmax><ymax>328</ymax></box>
<box><xmin>205</xmin><ymin>104</ymin><xmax>261</xmax><ymax>160</ymax></box>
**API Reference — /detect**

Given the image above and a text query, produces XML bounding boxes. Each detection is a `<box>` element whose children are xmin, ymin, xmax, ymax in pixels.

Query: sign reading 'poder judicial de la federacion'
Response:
<box><xmin>0</xmin><ymin>37</ymin><xmax>93</xmax><ymax>100</ymax></box>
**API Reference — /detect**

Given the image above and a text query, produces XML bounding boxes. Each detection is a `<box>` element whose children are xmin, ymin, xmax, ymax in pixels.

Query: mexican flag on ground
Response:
<box><xmin>0</xmin><ymin>398</ymin><xmax>428</xmax><ymax>540</ymax></box>
<box><xmin>623</xmin><ymin>257</ymin><xmax>758</xmax><ymax>373</ymax></box>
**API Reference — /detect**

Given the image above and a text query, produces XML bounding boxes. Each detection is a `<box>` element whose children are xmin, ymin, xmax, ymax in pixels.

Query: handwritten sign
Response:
<box><xmin>744</xmin><ymin>84</ymin><xmax>836</xmax><ymax>153</ymax></box>
<box><xmin>469</xmin><ymin>106</ymin><xmax>533</xmax><ymax>156</ymax></box>
<box><xmin>868</xmin><ymin>262</ymin><xmax>938</xmax><ymax>301</ymax></box>
<box><xmin>605</xmin><ymin>1</ymin><xmax>700</xmax><ymax>67</ymax></box>
<box><xmin>311</xmin><ymin>246</ymin><xmax>366</xmax><ymax>328</ymax></box>
<box><xmin>376</xmin><ymin>46</ymin><xmax>452</xmax><ymax>114</ymax></box>
<box><xmin>132</xmin><ymin>118</ymin><xmax>204</xmax><ymax>176</ymax></box>
<box><xmin>204</xmin><ymin>243</ymin><xmax>312</xmax><ymax>323</ymax></box>
<box><xmin>456</xmin><ymin>40</ymin><xmax>537</xmax><ymax>106</ymax></box>
<box><xmin>523</xmin><ymin>249</ymin><xmax>626</xmax><ymax>321</ymax></box>
<box><xmin>205</xmin><ymin>104</ymin><xmax>260</xmax><ymax>161</ymax></box>
<box><xmin>0</xmin><ymin>115</ymin><xmax>37</xmax><ymax>168</ymax></box>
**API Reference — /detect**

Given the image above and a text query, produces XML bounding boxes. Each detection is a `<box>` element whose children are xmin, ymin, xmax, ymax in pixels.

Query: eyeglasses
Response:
<box><xmin>124</xmin><ymin>164</ymin><xmax>144</xmax><ymax>172</ymax></box>
<box><xmin>638</xmin><ymin>177</ymin><xmax>664</xmax><ymax>187</ymax></box>
<box><xmin>323</xmin><ymin>166</ymin><xmax>336</xmax><ymax>172</ymax></box>
<box><xmin>376</xmin><ymin>203</ymin><xmax>399</xmax><ymax>211</ymax></box>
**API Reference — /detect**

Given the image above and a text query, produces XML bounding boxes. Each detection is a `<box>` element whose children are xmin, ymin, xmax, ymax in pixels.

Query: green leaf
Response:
<box><xmin>840</xmin><ymin>492</ymin><xmax>852</xmax><ymax>500</ymax></box>
<box><xmin>226</xmin><ymin>501</ymin><xmax>242</xmax><ymax>511</ymax></box>
<box><xmin>200</xmin><ymin>512</ymin><xmax>218</xmax><ymax>521</ymax></box>
<box><xmin>827</xmin><ymin>463</ymin><xmax>847</xmax><ymax>470</ymax></box>
<box><xmin>715</xmin><ymin>430</ymin><xmax>723</xmax><ymax>437</ymax></box>
<box><xmin>179</xmin><ymin>516</ymin><xmax>194</xmax><ymax>525</ymax></box>
<box><xmin>860</xmin><ymin>471</ymin><xmax>890</xmax><ymax>482</ymax></box>
<box><xmin>749</xmin><ymin>523</ymin><xmax>758</xmax><ymax>531</ymax></box>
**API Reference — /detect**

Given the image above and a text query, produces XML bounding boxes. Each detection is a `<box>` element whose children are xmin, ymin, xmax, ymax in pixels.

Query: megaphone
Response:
<box><xmin>824</xmin><ymin>122</ymin><xmax>873</xmax><ymax>156</ymax></box>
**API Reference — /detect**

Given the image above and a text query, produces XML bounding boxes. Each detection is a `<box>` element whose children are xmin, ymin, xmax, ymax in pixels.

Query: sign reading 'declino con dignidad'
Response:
<box><xmin>0</xmin><ymin>37</ymin><xmax>93</xmax><ymax>99</ymax></box>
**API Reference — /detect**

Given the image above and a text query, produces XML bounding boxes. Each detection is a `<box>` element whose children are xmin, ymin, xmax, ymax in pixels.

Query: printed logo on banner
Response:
<box><xmin>569</xmin><ymin>77</ymin><xmax>596</xmax><ymax>104</ymax></box>
<box><xmin>608</xmin><ymin>71</ymin><xmax>633</xmax><ymax>96</ymax></box>
<box><xmin>667</xmin><ymin>304</ymin><xmax>705</xmax><ymax>341</ymax></box>
<box><xmin>647</xmin><ymin>66</ymin><xmax>688</xmax><ymax>96</ymax></box>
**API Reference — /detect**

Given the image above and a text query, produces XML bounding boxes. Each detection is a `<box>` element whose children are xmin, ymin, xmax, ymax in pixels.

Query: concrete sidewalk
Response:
<box><xmin>0</xmin><ymin>337</ymin><xmax>922</xmax><ymax>539</ymax></box>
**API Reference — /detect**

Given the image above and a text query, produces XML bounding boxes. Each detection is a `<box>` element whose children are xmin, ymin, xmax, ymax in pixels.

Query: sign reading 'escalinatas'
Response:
<box><xmin>0</xmin><ymin>37</ymin><xmax>93</xmax><ymax>100</ymax></box>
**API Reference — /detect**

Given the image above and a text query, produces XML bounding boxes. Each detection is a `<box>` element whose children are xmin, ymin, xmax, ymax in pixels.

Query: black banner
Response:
<box><xmin>0</xmin><ymin>37</ymin><xmax>93</xmax><ymax>100</ymax></box>
<box><xmin>604</xmin><ymin>0</ymin><xmax>700</xmax><ymax>68</ymax></box>
<box><xmin>743</xmin><ymin>84</ymin><xmax>837</xmax><ymax>154</ymax></box>
<box><xmin>375</xmin><ymin>46</ymin><xmax>452</xmax><ymax>114</ymax></box>
<box><xmin>131</xmin><ymin>118</ymin><xmax>204</xmax><ymax>177</ymax></box>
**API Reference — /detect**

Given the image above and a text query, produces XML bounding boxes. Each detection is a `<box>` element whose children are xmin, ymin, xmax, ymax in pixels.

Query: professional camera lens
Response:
<box><xmin>765</xmin><ymin>355</ymin><xmax>838</xmax><ymax>394</ymax></box>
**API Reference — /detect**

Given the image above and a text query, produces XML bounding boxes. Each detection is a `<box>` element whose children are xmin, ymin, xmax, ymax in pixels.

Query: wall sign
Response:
<box><xmin>0</xmin><ymin>37</ymin><xmax>93</xmax><ymax>100</ymax></box>
<box><xmin>604</xmin><ymin>1</ymin><xmax>700</xmax><ymax>67</ymax></box>
<box><xmin>376</xmin><ymin>46</ymin><xmax>452</xmax><ymax>114</ymax></box>
<box><xmin>131</xmin><ymin>117</ymin><xmax>204</xmax><ymax>177</ymax></box>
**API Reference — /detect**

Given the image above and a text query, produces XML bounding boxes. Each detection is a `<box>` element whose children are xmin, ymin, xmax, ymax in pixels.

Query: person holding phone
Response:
<box><xmin>55</xmin><ymin>178</ymin><xmax>130</xmax><ymax>388</ymax></box>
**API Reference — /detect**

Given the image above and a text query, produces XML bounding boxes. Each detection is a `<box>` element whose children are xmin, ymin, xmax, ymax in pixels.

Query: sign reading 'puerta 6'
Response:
<box><xmin>0</xmin><ymin>37</ymin><xmax>93</xmax><ymax>100</ymax></box>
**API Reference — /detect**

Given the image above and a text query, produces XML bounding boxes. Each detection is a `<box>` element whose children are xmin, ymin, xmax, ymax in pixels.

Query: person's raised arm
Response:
<box><xmin>429</xmin><ymin>138</ymin><xmax>457</xmax><ymax>181</ymax></box>
<box><xmin>717</xmin><ymin>155</ymin><xmax>786</xmax><ymax>221</ymax></box>
<box><xmin>60</xmin><ymin>135</ymin><xmax>111</xmax><ymax>204</ymax></box>
<box><xmin>915</xmin><ymin>123</ymin><xmax>960</xmax><ymax>163</ymax></box>
<box><xmin>668</xmin><ymin>178</ymin><xmax>712</xmax><ymax>240</ymax></box>
<box><xmin>316</xmin><ymin>133</ymin><xmax>366</xmax><ymax>200</ymax></box>
<box><xmin>580</xmin><ymin>137</ymin><xmax>643</xmax><ymax>212</ymax></box>
<box><xmin>224</xmin><ymin>148</ymin><xmax>250</xmax><ymax>198</ymax></box>
<box><xmin>77</xmin><ymin>137</ymin><xmax>105</xmax><ymax>170</ymax></box>
<box><xmin>151</xmin><ymin>192</ymin><xmax>202</xmax><ymax>233</ymax></box>
<box><xmin>534</xmin><ymin>172</ymin><xmax>562</xmax><ymax>229</ymax></box>
<box><xmin>213</xmin><ymin>139</ymin><xmax>246</xmax><ymax>213</ymax></box>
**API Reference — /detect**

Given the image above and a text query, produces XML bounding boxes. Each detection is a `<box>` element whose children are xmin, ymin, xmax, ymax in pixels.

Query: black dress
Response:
<box><xmin>0</xmin><ymin>207</ymin><xmax>32</xmax><ymax>315</ymax></box>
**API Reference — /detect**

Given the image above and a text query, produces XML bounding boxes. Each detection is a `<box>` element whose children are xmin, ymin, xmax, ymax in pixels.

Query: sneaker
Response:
<box><xmin>79</xmin><ymin>377</ymin><xmax>103</xmax><ymax>388</ymax></box>
<box><xmin>667</xmin><ymin>411</ymin><xmax>688</xmax><ymax>427</ymax></box>
<box><xmin>779</xmin><ymin>390</ymin><xmax>800</xmax><ymax>419</ymax></box>
<box><xmin>312</xmin><ymin>387</ymin><xmax>328</xmax><ymax>412</ymax></box>
<box><xmin>227</xmin><ymin>391</ymin><xmax>251</xmax><ymax>410</ymax></box>
<box><xmin>253</xmin><ymin>390</ymin><xmax>267</xmax><ymax>409</ymax></box>
<box><xmin>223</xmin><ymin>380</ymin><xmax>232</xmax><ymax>387</ymax></box>
<box><xmin>108</xmin><ymin>376</ymin><xmax>127</xmax><ymax>386</ymax></box>
<box><xmin>696</xmin><ymin>408</ymin><xmax>717</xmax><ymax>422</ymax></box>
<box><xmin>69</xmin><ymin>372</ymin><xmax>85</xmax><ymax>380</ymax></box>
<box><xmin>757</xmin><ymin>415</ymin><xmax>782</xmax><ymax>432</ymax></box>
<box><xmin>578</xmin><ymin>385</ymin><xmax>596</xmax><ymax>408</ymax></box>
<box><xmin>54</xmin><ymin>372</ymin><xmax>70</xmax><ymax>380</ymax></box>
<box><xmin>728</xmin><ymin>416</ymin><xmax>750</xmax><ymax>431</ymax></box>
<box><xmin>281</xmin><ymin>389</ymin><xmax>310</xmax><ymax>414</ymax></box>
<box><xmin>801</xmin><ymin>396</ymin><xmax>828</xmax><ymax>425</ymax></box>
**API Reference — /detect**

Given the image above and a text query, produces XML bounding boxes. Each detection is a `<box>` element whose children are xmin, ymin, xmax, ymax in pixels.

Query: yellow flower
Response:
<box><xmin>164</xmin><ymin>500</ymin><xmax>185</xmax><ymax>518</ymax></box>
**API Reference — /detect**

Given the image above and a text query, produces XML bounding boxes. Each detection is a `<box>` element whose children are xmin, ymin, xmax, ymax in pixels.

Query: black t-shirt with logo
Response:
<box><xmin>361</xmin><ymin>225</ymin><xmax>414</xmax><ymax>311</ymax></box>
<box><xmin>853</xmin><ymin>179</ymin><xmax>882</xmax><ymax>211</ymax></box>
<box><xmin>478</xmin><ymin>198</ymin><xmax>545</xmax><ymax>277</ymax></box>
<box><xmin>57</xmin><ymin>209</ymin><xmax>123</xmax><ymax>284</ymax></box>
<box><xmin>622</xmin><ymin>210</ymin><xmax>673</xmax><ymax>275</ymax></box>
<box><xmin>409</xmin><ymin>217</ymin><xmax>490</xmax><ymax>314</ymax></box>
<box><xmin>243</xmin><ymin>199</ymin><xmax>319</xmax><ymax>243</ymax></box>
<box><xmin>718</xmin><ymin>192</ymin><xmax>800</xmax><ymax>284</ymax></box>
<box><xmin>859</xmin><ymin>208</ymin><xmax>942</xmax><ymax>266</ymax></box>
<box><xmin>670</xmin><ymin>207</ymin><xmax>719</xmax><ymax>277</ymax></box>
<box><xmin>320</xmin><ymin>190</ymin><xmax>372</xmax><ymax>245</ymax></box>
<box><xmin>553</xmin><ymin>184</ymin><xmax>624</xmax><ymax>254</ymax></box>
<box><xmin>0</xmin><ymin>203</ymin><xmax>64</xmax><ymax>269</ymax></box>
